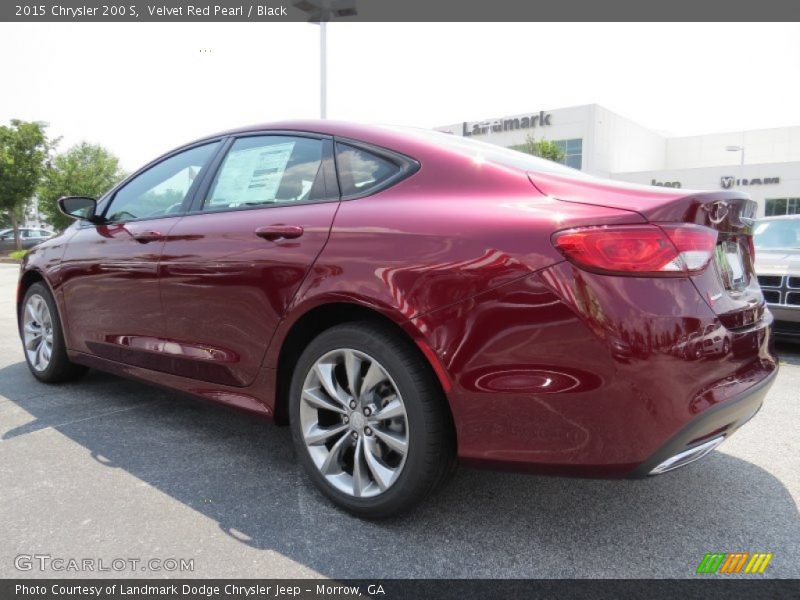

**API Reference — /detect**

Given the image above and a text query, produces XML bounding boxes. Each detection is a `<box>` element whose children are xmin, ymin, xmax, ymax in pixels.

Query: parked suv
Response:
<box><xmin>754</xmin><ymin>215</ymin><xmax>800</xmax><ymax>341</ymax></box>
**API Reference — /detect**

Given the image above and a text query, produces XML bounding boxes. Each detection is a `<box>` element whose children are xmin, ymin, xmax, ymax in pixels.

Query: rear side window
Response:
<box><xmin>203</xmin><ymin>136</ymin><xmax>327</xmax><ymax>211</ymax></box>
<box><xmin>335</xmin><ymin>143</ymin><xmax>406</xmax><ymax>197</ymax></box>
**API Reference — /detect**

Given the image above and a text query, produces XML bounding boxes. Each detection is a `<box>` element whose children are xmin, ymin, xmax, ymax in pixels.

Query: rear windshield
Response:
<box><xmin>754</xmin><ymin>219</ymin><xmax>800</xmax><ymax>250</ymax></box>
<box><xmin>383</xmin><ymin>125</ymin><xmax>594</xmax><ymax>179</ymax></box>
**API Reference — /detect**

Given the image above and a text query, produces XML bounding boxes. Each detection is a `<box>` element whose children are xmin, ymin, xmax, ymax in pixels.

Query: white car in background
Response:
<box><xmin>0</xmin><ymin>228</ymin><xmax>54</xmax><ymax>252</ymax></box>
<box><xmin>754</xmin><ymin>215</ymin><xmax>800</xmax><ymax>341</ymax></box>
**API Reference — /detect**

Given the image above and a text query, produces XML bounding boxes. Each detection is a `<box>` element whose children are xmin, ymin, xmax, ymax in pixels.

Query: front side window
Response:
<box><xmin>336</xmin><ymin>143</ymin><xmax>403</xmax><ymax>197</ymax></box>
<box><xmin>203</xmin><ymin>136</ymin><xmax>326</xmax><ymax>211</ymax></box>
<box><xmin>104</xmin><ymin>142</ymin><xmax>219</xmax><ymax>223</ymax></box>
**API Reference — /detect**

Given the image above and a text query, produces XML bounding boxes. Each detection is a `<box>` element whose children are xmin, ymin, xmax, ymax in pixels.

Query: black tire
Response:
<box><xmin>20</xmin><ymin>282</ymin><xmax>88</xmax><ymax>383</ymax></box>
<box><xmin>289</xmin><ymin>321</ymin><xmax>456</xmax><ymax>518</ymax></box>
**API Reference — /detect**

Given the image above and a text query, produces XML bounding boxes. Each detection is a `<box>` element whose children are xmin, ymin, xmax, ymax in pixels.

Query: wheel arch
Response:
<box><xmin>271</xmin><ymin>301</ymin><xmax>454</xmax><ymax>431</ymax></box>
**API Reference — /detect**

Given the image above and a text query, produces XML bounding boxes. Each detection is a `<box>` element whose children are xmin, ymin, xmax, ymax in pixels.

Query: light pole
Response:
<box><xmin>726</xmin><ymin>145</ymin><xmax>745</xmax><ymax>186</ymax></box>
<box><xmin>319</xmin><ymin>21</ymin><xmax>327</xmax><ymax>119</ymax></box>
<box><xmin>293</xmin><ymin>0</ymin><xmax>357</xmax><ymax>119</ymax></box>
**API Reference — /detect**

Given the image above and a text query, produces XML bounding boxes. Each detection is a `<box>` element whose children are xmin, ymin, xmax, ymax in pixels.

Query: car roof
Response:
<box><xmin>187</xmin><ymin>119</ymin><xmax>598</xmax><ymax>181</ymax></box>
<box><xmin>194</xmin><ymin>120</ymin><xmax>413</xmax><ymax>149</ymax></box>
<box><xmin>202</xmin><ymin>119</ymin><xmax>392</xmax><ymax>139</ymax></box>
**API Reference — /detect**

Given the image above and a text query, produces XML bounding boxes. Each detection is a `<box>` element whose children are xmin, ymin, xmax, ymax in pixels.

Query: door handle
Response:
<box><xmin>255</xmin><ymin>225</ymin><xmax>304</xmax><ymax>241</ymax></box>
<box><xmin>132</xmin><ymin>231</ymin><xmax>162</xmax><ymax>244</ymax></box>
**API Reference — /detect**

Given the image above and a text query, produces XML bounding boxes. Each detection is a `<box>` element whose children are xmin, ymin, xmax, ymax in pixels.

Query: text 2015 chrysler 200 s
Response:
<box><xmin>17</xmin><ymin>122</ymin><xmax>777</xmax><ymax>517</ymax></box>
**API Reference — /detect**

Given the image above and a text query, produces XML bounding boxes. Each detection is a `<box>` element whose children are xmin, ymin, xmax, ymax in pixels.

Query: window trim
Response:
<box><xmin>86</xmin><ymin>137</ymin><xmax>227</xmax><ymax>227</ymax></box>
<box><xmin>186</xmin><ymin>131</ymin><xmax>340</xmax><ymax>215</ymax></box>
<box><xmin>332</xmin><ymin>137</ymin><xmax>420</xmax><ymax>201</ymax></box>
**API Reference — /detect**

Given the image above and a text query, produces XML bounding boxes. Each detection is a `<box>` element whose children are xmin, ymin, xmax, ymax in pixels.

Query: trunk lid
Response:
<box><xmin>529</xmin><ymin>171</ymin><xmax>764</xmax><ymax>329</ymax></box>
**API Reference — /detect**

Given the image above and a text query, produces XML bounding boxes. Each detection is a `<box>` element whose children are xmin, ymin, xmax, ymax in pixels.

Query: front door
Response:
<box><xmin>59</xmin><ymin>141</ymin><xmax>221</xmax><ymax>366</ymax></box>
<box><xmin>158</xmin><ymin>134</ymin><xmax>340</xmax><ymax>386</ymax></box>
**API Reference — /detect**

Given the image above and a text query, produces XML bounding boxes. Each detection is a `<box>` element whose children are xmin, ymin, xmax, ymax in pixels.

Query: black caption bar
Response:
<box><xmin>2</xmin><ymin>0</ymin><xmax>799</xmax><ymax>22</ymax></box>
<box><xmin>3</xmin><ymin>579</ymin><xmax>799</xmax><ymax>600</ymax></box>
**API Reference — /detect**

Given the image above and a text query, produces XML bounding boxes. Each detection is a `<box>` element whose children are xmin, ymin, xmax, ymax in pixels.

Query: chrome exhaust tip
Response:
<box><xmin>648</xmin><ymin>436</ymin><xmax>725</xmax><ymax>476</ymax></box>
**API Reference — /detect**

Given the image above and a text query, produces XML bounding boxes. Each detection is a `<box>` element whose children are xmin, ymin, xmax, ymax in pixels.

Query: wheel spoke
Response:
<box><xmin>343</xmin><ymin>350</ymin><xmax>363</xmax><ymax>398</ymax></box>
<box><xmin>25</xmin><ymin>332</ymin><xmax>41</xmax><ymax>350</ymax></box>
<box><xmin>363</xmin><ymin>436</ymin><xmax>397</xmax><ymax>491</ymax></box>
<box><xmin>359</xmin><ymin>360</ymin><xmax>387</xmax><ymax>399</ymax></box>
<box><xmin>352</xmin><ymin>437</ymin><xmax>368</xmax><ymax>497</ymax></box>
<box><xmin>314</xmin><ymin>362</ymin><xmax>349</xmax><ymax>407</ymax></box>
<box><xmin>319</xmin><ymin>430</ymin><xmax>352</xmax><ymax>475</ymax></box>
<box><xmin>304</xmin><ymin>422</ymin><xmax>349</xmax><ymax>446</ymax></box>
<box><xmin>373</xmin><ymin>428</ymin><xmax>408</xmax><ymax>455</ymax></box>
<box><xmin>302</xmin><ymin>388</ymin><xmax>346</xmax><ymax>414</ymax></box>
<box><xmin>34</xmin><ymin>343</ymin><xmax>45</xmax><ymax>370</ymax></box>
<box><xmin>370</xmin><ymin>396</ymin><xmax>404</xmax><ymax>421</ymax></box>
<box><xmin>26</xmin><ymin>301</ymin><xmax>38</xmax><ymax>323</ymax></box>
<box><xmin>34</xmin><ymin>297</ymin><xmax>45</xmax><ymax>322</ymax></box>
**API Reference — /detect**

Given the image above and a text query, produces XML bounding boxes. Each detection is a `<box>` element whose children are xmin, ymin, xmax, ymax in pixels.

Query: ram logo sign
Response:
<box><xmin>721</xmin><ymin>176</ymin><xmax>780</xmax><ymax>189</ymax></box>
<box><xmin>696</xmin><ymin>552</ymin><xmax>773</xmax><ymax>574</ymax></box>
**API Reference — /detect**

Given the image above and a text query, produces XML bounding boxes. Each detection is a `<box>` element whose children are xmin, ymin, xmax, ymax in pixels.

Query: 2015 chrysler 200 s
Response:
<box><xmin>18</xmin><ymin>121</ymin><xmax>778</xmax><ymax>517</ymax></box>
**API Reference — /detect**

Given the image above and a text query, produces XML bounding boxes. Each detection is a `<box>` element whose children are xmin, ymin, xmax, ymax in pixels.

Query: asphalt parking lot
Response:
<box><xmin>0</xmin><ymin>262</ymin><xmax>798</xmax><ymax>579</ymax></box>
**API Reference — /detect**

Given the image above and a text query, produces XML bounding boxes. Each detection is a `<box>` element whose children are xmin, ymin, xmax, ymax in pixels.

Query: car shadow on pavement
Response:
<box><xmin>0</xmin><ymin>360</ymin><xmax>797</xmax><ymax>578</ymax></box>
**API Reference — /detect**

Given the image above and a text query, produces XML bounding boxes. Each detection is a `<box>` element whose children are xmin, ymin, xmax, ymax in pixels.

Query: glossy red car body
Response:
<box><xmin>18</xmin><ymin>121</ymin><xmax>778</xmax><ymax>477</ymax></box>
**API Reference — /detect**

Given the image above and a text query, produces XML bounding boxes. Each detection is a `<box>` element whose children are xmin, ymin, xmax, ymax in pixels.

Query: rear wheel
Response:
<box><xmin>20</xmin><ymin>282</ymin><xmax>87</xmax><ymax>383</ymax></box>
<box><xmin>289</xmin><ymin>322</ymin><xmax>455</xmax><ymax>518</ymax></box>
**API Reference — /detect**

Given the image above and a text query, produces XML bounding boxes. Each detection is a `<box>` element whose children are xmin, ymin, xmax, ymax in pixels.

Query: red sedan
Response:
<box><xmin>17</xmin><ymin>121</ymin><xmax>777</xmax><ymax>517</ymax></box>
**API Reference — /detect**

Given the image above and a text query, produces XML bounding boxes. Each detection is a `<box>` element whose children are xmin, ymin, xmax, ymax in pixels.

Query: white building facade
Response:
<box><xmin>437</xmin><ymin>104</ymin><xmax>800</xmax><ymax>217</ymax></box>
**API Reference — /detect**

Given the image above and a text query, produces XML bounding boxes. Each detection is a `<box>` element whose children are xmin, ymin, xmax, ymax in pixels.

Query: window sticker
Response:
<box><xmin>210</xmin><ymin>142</ymin><xmax>295</xmax><ymax>206</ymax></box>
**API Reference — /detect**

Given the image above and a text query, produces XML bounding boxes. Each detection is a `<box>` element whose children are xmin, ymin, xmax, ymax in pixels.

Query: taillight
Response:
<box><xmin>552</xmin><ymin>224</ymin><xmax>718</xmax><ymax>276</ymax></box>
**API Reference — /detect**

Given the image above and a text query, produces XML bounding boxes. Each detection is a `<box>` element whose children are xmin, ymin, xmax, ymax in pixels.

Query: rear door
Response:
<box><xmin>157</xmin><ymin>133</ymin><xmax>340</xmax><ymax>387</ymax></box>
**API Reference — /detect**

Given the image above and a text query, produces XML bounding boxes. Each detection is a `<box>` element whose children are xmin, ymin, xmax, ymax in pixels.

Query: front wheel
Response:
<box><xmin>289</xmin><ymin>322</ymin><xmax>455</xmax><ymax>518</ymax></box>
<box><xmin>20</xmin><ymin>282</ymin><xmax>87</xmax><ymax>383</ymax></box>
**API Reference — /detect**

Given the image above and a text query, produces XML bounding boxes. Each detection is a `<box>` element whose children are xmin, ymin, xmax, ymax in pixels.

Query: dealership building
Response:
<box><xmin>437</xmin><ymin>104</ymin><xmax>800</xmax><ymax>217</ymax></box>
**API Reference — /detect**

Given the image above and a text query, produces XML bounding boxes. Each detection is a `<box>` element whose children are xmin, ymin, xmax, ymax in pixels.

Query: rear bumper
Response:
<box><xmin>629</xmin><ymin>366</ymin><xmax>777</xmax><ymax>477</ymax></box>
<box><xmin>420</xmin><ymin>264</ymin><xmax>779</xmax><ymax>476</ymax></box>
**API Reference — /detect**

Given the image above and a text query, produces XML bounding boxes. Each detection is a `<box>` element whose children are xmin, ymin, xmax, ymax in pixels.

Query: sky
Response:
<box><xmin>2</xmin><ymin>22</ymin><xmax>800</xmax><ymax>171</ymax></box>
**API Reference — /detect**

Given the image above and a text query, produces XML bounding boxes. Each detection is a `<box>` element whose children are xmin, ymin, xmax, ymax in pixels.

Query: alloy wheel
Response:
<box><xmin>299</xmin><ymin>348</ymin><xmax>409</xmax><ymax>498</ymax></box>
<box><xmin>22</xmin><ymin>293</ymin><xmax>53</xmax><ymax>372</ymax></box>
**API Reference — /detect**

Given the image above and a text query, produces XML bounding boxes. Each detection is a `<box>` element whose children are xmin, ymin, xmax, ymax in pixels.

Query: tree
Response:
<box><xmin>514</xmin><ymin>134</ymin><xmax>566</xmax><ymax>163</ymax></box>
<box><xmin>38</xmin><ymin>142</ymin><xmax>126</xmax><ymax>230</ymax></box>
<box><xmin>0</xmin><ymin>120</ymin><xmax>51</xmax><ymax>249</ymax></box>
